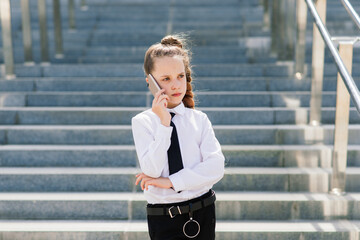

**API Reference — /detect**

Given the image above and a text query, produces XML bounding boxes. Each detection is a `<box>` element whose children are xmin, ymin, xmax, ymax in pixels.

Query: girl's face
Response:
<box><xmin>149</xmin><ymin>56</ymin><xmax>187</xmax><ymax>109</ymax></box>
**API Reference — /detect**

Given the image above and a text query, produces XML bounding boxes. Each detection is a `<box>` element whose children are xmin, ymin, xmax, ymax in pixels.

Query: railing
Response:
<box><xmin>268</xmin><ymin>0</ymin><xmax>360</xmax><ymax>195</ymax></box>
<box><xmin>305</xmin><ymin>0</ymin><xmax>360</xmax><ymax>196</ymax></box>
<box><xmin>0</xmin><ymin>0</ymin><xmax>88</xmax><ymax>79</ymax></box>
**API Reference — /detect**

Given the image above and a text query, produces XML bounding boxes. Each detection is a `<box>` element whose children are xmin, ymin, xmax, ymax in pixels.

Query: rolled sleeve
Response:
<box><xmin>132</xmin><ymin>115</ymin><xmax>173</xmax><ymax>178</ymax></box>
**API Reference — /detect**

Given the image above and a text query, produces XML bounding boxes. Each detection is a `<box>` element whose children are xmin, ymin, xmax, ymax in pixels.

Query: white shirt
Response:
<box><xmin>131</xmin><ymin>102</ymin><xmax>225</xmax><ymax>204</ymax></box>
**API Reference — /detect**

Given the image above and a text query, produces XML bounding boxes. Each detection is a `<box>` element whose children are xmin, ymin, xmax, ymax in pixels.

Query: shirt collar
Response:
<box><xmin>168</xmin><ymin>102</ymin><xmax>185</xmax><ymax>116</ymax></box>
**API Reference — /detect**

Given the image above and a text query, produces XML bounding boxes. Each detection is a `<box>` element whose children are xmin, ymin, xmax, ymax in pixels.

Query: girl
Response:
<box><xmin>131</xmin><ymin>34</ymin><xmax>225</xmax><ymax>240</ymax></box>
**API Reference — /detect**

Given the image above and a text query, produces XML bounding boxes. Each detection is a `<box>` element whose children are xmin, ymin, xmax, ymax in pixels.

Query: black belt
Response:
<box><xmin>146</xmin><ymin>191</ymin><xmax>216</xmax><ymax>218</ymax></box>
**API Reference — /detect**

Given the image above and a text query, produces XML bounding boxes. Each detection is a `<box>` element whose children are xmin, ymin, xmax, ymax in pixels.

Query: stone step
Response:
<box><xmin>8</xmin><ymin>29</ymin><xmax>267</xmax><ymax>44</ymax></box>
<box><xmin>8</xmin><ymin>46</ymin><xmax>249</xmax><ymax>56</ymax></box>
<box><xmin>223</xmin><ymin>145</ymin><xmax>360</xmax><ymax>168</ymax></box>
<box><xmin>6</xmin><ymin>46</ymin><xmax>360</xmax><ymax>65</ymax></box>
<box><xmin>2</xmin><ymin>64</ymin><xmax>260</xmax><ymax>78</ymax></box>
<box><xmin>0</xmin><ymin>192</ymin><xmax>360</xmax><ymax>220</ymax></box>
<box><xmin>84</xmin><ymin>7</ymin><xmax>260</xmax><ymax>20</ymax></box>
<box><xmin>0</xmin><ymin>107</ymin><xmax>359</xmax><ymax>125</ymax></box>
<box><xmin>0</xmin><ymin>145</ymin><xmax>138</xmax><ymax>167</ymax></box>
<box><xmin>0</xmin><ymin>91</ymin><xmax>358</xmax><ymax>108</ymax></box>
<box><xmin>1</xmin><ymin>77</ymin><xmax>358</xmax><ymax>92</ymax></box>
<box><xmin>0</xmin><ymin>220</ymin><xmax>357</xmax><ymax>240</ymax></box>
<box><xmin>0</xmin><ymin>167</ymin><xmax>359</xmax><ymax>192</ymax></box>
<box><xmin>2</xmin><ymin>124</ymin><xmax>360</xmax><ymax>145</ymax></box>
<box><xmin>6</xmin><ymin>43</ymin><xmax>360</xmax><ymax>65</ymax></box>
<box><xmin>2</xmin><ymin>53</ymin><xmax>275</xmax><ymax>65</ymax></box>
<box><xmin>88</xmin><ymin>35</ymin><xmax>270</xmax><ymax>47</ymax></box>
<box><xmin>4</xmin><ymin>63</ymin><xmax>360</xmax><ymax>78</ymax></box>
<box><xmin>1</xmin><ymin>145</ymin><xmax>360</xmax><ymax>168</ymax></box>
<box><xmin>5</xmin><ymin>26</ymin><xmax>269</xmax><ymax>48</ymax></box>
<box><xmin>3</xmin><ymin>35</ymin><xmax>269</xmax><ymax>52</ymax></box>
<box><xmin>77</xmin><ymin>55</ymin><xmax>275</xmax><ymax>64</ymax></box>
<box><xmin>77</xmin><ymin>53</ymin><xmax>360</xmax><ymax>64</ymax></box>
<box><xmin>24</xmin><ymin>20</ymin><xmax>247</xmax><ymax>30</ymax></box>
<box><xmin>6</xmin><ymin>21</ymin><xmax>266</xmax><ymax>38</ymax></box>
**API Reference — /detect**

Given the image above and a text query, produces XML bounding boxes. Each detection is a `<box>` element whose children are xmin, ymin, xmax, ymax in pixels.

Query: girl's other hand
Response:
<box><xmin>152</xmin><ymin>89</ymin><xmax>171</xmax><ymax>127</ymax></box>
<box><xmin>135</xmin><ymin>173</ymin><xmax>173</xmax><ymax>191</ymax></box>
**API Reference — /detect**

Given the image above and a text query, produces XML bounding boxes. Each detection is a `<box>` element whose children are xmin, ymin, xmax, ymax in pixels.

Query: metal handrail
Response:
<box><xmin>305</xmin><ymin>0</ymin><xmax>360</xmax><ymax>113</ymax></box>
<box><xmin>302</xmin><ymin>0</ymin><xmax>360</xmax><ymax>196</ymax></box>
<box><xmin>341</xmin><ymin>0</ymin><xmax>360</xmax><ymax>29</ymax></box>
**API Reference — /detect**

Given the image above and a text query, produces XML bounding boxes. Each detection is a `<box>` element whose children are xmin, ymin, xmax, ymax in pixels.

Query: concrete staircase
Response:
<box><xmin>1</xmin><ymin>0</ymin><xmax>360</xmax><ymax>239</ymax></box>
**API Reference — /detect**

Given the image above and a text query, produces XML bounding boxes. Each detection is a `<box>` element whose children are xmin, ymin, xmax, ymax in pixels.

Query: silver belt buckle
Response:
<box><xmin>168</xmin><ymin>206</ymin><xmax>182</xmax><ymax>218</ymax></box>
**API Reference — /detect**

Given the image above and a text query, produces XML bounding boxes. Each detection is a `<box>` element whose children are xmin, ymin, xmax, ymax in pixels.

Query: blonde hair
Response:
<box><xmin>144</xmin><ymin>34</ymin><xmax>195</xmax><ymax>109</ymax></box>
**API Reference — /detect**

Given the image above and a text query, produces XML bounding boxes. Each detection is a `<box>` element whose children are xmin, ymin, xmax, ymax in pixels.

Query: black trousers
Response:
<box><xmin>147</xmin><ymin>190</ymin><xmax>216</xmax><ymax>240</ymax></box>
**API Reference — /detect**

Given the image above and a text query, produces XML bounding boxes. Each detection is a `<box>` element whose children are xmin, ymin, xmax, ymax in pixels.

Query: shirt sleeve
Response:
<box><xmin>131</xmin><ymin>114</ymin><xmax>173</xmax><ymax>178</ymax></box>
<box><xmin>169</xmin><ymin>113</ymin><xmax>225</xmax><ymax>192</ymax></box>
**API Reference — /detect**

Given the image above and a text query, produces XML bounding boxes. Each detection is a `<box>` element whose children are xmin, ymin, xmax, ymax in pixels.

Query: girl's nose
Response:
<box><xmin>172</xmin><ymin>79</ymin><xmax>181</xmax><ymax>89</ymax></box>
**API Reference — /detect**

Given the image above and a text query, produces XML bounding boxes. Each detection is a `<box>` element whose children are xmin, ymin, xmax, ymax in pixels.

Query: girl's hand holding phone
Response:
<box><xmin>152</xmin><ymin>89</ymin><xmax>171</xmax><ymax>127</ymax></box>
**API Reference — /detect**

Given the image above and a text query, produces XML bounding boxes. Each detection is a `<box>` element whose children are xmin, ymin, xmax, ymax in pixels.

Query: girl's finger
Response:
<box><xmin>155</xmin><ymin>94</ymin><xmax>169</xmax><ymax>105</ymax></box>
<box><xmin>160</xmin><ymin>94</ymin><xmax>170</xmax><ymax>102</ymax></box>
<box><xmin>144</xmin><ymin>180</ymin><xmax>154</xmax><ymax>191</ymax></box>
<box><xmin>141</xmin><ymin>177</ymin><xmax>152</xmax><ymax>190</ymax></box>
<box><xmin>154</xmin><ymin>89</ymin><xmax>166</xmax><ymax>101</ymax></box>
<box><xmin>135</xmin><ymin>175</ymin><xmax>142</xmax><ymax>186</ymax></box>
<box><xmin>135</xmin><ymin>173</ymin><xmax>148</xmax><ymax>185</ymax></box>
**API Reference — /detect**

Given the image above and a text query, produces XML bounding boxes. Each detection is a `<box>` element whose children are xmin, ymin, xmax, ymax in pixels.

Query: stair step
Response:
<box><xmin>0</xmin><ymin>107</ymin><xmax>360</xmax><ymax>125</ymax></box>
<box><xmin>1</xmin><ymin>91</ymin><xmax>357</xmax><ymax>108</ymax></box>
<box><xmin>0</xmin><ymin>145</ymin><xmax>137</xmax><ymax>167</ymax></box>
<box><xmin>1</xmin><ymin>76</ymin><xmax>358</xmax><ymax>92</ymax></box>
<box><xmin>0</xmin><ymin>220</ymin><xmax>357</xmax><ymax>239</ymax></box>
<box><xmin>0</xmin><ymin>192</ymin><xmax>360</xmax><ymax>220</ymax></box>
<box><xmin>1</xmin><ymin>167</ymin><xmax>360</xmax><ymax>192</ymax></box>
<box><xmin>5</xmin><ymin>63</ymin><xmax>360</xmax><ymax>78</ymax></box>
<box><xmin>1</xmin><ymin>124</ymin><xmax>360</xmax><ymax>145</ymax></box>
<box><xmin>1</xmin><ymin>144</ymin><xmax>360</xmax><ymax>167</ymax></box>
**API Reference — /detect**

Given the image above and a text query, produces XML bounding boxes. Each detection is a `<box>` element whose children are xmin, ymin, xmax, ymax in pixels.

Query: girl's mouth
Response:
<box><xmin>172</xmin><ymin>93</ymin><xmax>182</xmax><ymax>97</ymax></box>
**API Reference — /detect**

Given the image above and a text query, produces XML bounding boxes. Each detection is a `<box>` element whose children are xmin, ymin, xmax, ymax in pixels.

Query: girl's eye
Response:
<box><xmin>163</xmin><ymin>77</ymin><xmax>170</xmax><ymax>81</ymax></box>
<box><xmin>179</xmin><ymin>74</ymin><xmax>185</xmax><ymax>78</ymax></box>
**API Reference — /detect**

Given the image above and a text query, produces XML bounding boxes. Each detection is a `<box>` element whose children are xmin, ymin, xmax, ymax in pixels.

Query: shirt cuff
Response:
<box><xmin>168</xmin><ymin>170</ymin><xmax>186</xmax><ymax>192</ymax></box>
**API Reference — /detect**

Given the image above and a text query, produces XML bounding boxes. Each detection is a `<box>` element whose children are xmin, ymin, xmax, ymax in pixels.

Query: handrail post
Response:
<box><xmin>263</xmin><ymin>0</ymin><xmax>270</xmax><ymax>30</ymax></box>
<box><xmin>271</xmin><ymin>0</ymin><xmax>296</xmax><ymax>60</ymax></box>
<box><xmin>38</xmin><ymin>0</ymin><xmax>50</xmax><ymax>64</ymax></box>
<box><xmin>53</xmin><ymin>0</ymin><xmax>64</xmax><ymax>58</ymax></box>
<box><xmin>294</xmin><ymin>0</ymin><xmax>308</xmax><ymax>79</ymax></box>
<box><xmin>309</xmin><ymin>0</ymin><xmax>327</xmax><ymax>126</ymax></box>
<box><xmin>81</xmin><ymin>0</ymin><xmax>88</xmax><ymax>11</ymax></box>
<box><xmin>277</xmin><ymin>0</ymin><xmax>287</xmax><ymax>59</ymax></box>
<box><xmin>21</xmin><ymin>0</ymin><xmax>34</xmax><ymax>65</ymax></box>
<box><xmin>330</xmin><ymin>38</ymin><xmax>357</xmax><ymax>196</ymax></box>
<box><xmin>68</xmin><ymin>0</ymin><xmax>76</xmax><ymax>31</ymax></box>
<box><xmin>271</xmin><ymin>0</ymin><xmax>279</xmax><ymax>56</ymax></box>
<box><xmin>0</xmin><ymin>0</ymin><xmax>16</xmax><ymax>79</ymax></box>
<box><xmin>283</xmin><ymin>0</ymin><xmax>296</xmax><ymax>61</ymax></box>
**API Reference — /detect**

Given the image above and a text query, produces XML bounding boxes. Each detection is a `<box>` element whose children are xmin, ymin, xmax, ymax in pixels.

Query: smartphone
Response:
<box><xmin>148</xmin><ymin>73</ymin><xmax>161</xmax><ymax>96</ymax></box>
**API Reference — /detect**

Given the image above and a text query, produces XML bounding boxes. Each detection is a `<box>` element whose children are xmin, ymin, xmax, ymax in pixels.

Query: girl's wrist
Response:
<box><xmin>157</xmin><ymin>111</ymin><xmax>171</xmax><ymax>127</ymax></box>
<box><xmin>161</xmin><ymin>118</ymin><xmax>170</xmax><ymax>127</ymax></box>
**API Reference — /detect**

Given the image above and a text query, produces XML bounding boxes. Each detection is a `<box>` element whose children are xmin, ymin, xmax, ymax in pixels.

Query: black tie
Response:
<box><xmin>168</xmin><ymin>112</ymin><xmax>184</xmax><ymax>175</ymax></box>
